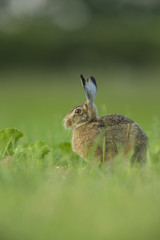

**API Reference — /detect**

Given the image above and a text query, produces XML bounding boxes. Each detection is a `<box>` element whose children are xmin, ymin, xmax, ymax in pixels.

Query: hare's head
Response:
<box><xmin>63</xmin><ymin>74</ymin><xmax>98</xmax><ymax>130</ymax></box>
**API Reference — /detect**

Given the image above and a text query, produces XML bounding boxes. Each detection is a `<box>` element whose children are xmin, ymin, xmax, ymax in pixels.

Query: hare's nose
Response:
<box><xmin>63</xmin><ymin>115</ymin><xmax>69</xmax><ymax>124</ymax></box>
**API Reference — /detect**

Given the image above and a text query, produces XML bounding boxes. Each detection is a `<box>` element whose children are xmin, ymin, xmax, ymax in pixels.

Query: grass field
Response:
<box><xmin>0</xmin><ymin>69</ymin><xmax>160</xmax><ymax>240</ymax></box>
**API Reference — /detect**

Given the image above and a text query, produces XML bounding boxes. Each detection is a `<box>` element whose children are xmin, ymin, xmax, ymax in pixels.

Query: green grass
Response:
<box><xmin>0</xmin><ymin>69</ymin><xmax>160</xmax><ymax>240</ymax></box>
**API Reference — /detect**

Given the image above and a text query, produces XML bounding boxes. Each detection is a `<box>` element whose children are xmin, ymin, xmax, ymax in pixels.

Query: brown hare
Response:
<box><xmin>63</xmin><ymin>74</ymin><xmax>148</xmax><ymax>164</ymax></box>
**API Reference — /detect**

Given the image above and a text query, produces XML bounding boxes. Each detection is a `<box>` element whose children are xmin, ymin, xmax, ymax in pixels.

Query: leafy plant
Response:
<box><xmin>15</xmin><ymin>141</ymin><xmax>50</xmax><ymax>159</ymax></box>
<box><xmin>0</xmin><ymin>128</ymin><xmax>23</xmax><ymax>158</ymax></box>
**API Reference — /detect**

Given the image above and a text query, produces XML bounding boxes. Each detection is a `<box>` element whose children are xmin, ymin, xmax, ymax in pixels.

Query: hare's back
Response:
<box><xmin>101</xmin><ymin>114</ymin><xmax>134</xmax><ymax>126</ymax></box>
<box><xmin>100</xmin><ymin>114</ymin><xmax>147</xmax><ymax>145</ymax></box>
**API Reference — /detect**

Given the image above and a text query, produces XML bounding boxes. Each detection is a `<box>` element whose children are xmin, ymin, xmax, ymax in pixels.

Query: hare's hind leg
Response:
<box><xmin>131</xmin><ymin>144</ymin><xmax>147</xmax><ymax>166</ymax></box>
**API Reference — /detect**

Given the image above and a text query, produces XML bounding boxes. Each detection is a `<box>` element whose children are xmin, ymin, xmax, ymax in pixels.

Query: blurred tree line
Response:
<box><xmin>0</xmin><ymin>0</ymin><xmax>160</xmax><ymax>69</ymax></box>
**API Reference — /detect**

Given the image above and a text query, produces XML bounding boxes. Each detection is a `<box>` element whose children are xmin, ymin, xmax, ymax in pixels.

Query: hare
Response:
<box><xmin>63</xmin><ymin>74</ymin><xmax>148</xmax><ymax>164</ymax></box>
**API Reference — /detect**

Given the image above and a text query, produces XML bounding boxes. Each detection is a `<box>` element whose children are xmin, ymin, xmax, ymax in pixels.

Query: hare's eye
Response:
<box><xmin>75</xmin><ymin>109</ymin><xmax>81</xmax><ymax>114</ymax></box>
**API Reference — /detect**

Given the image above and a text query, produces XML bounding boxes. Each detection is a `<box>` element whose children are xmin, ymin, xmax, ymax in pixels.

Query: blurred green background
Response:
<box><xmin>1</xmin><ymin>0</ymin><xmax>160</xmax><ymax>69</ymax></box>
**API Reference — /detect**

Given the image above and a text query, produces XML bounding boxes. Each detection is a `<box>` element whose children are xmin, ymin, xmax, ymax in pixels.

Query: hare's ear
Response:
<box><xmin>80</xmin><ymin>74</ymin><xmax>97</xmax><ymax>107</ymax></box>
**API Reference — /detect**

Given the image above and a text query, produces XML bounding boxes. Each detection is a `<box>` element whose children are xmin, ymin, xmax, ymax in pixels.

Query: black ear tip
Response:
<box><xmin>80</xmin><ymin>74</ymin><xmax>85</xmax><ymax>86</ymax></box>
<box><xmin>80</xmin><ymin>74</ymin><xmax>85</xmax><ymax>80</ymax></box>
<box><xmin>88</xmin><ymin>76</ymin><xmax>97</xmax><ymax>88</ymax></box>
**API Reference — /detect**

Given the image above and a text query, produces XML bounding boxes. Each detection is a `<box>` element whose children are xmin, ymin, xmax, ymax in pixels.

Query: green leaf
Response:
<box><xmin>15</xmin><ymin>141</ymin><xmax>50</xmax><ymax>160</ymax></box>
<box><xmin>0</xmin><ymin>128</ymin><xmax>23</xmax><ymax>158</ymax></box>
<box><xmin>29</xmin><ymin>141</ymin><xmax>50</xmax><ymax>159</ymax></box>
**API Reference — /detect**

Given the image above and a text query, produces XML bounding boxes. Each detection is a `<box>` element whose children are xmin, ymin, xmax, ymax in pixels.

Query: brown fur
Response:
<box><xmin>63</xmin><ymin>78</ymin><xmax>148</xmax><ymax>164</ymax></box>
